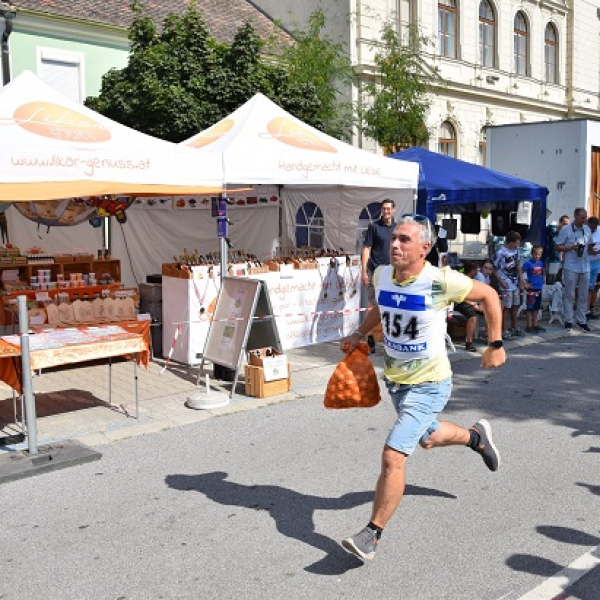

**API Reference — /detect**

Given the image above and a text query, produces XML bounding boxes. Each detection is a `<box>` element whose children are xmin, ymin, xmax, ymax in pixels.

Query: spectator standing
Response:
<box><xmin>556</xmin><ymin>214</ymin><xmax>571</xmax><ymax>281</ymax></box>
<box><xmin>557</xmin><ymin>214</ymin><xmax>571</xmax><ymax>232</ymax></box>
<box><xmin>494</xmin><ymin>231</ymin><xmax>526</xmax><ymax>340</ymax></box>
<box><xmin>361</xmin><ymin>199</ymin><xmax>396</xmax><ymax>352</ymax></box>
<box><xmin>555</xmin><ymin>207</ymin><xmax>592</xmax><ymax>332</ymax></box>
<box><xmin>474</xmin><ymin>259</ymin><xmax>499</xmax><ymax>341</ymax></box>
<box><xmin>426</xmin><ymin>223</ymin><xmax>449</xmax><ymax>267</ymax></box>
<box><xmin>522</xmin><ymin>245</ymin><xmax>546</xmax><ymax>333</ymax></box>
<box><xmin>586</xmin><ymin>216</ymin><xmax>600</xmax><ymax>319</ymax></box>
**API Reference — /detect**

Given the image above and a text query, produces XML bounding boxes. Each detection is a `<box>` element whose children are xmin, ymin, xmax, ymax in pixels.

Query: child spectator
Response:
<box><xmin>475</xmin><ymin>259</ymin><xmax>495</xmax><ymax>286</ymax></box>
<box><xmin>473</xmin><ymin>259</ymin><xmax>499</xmax><ymax>340</ymax></box>
<box><xmin>587</xmin><ymin>216</ymin><xmax>600</xmax><ymax>320</ymax></box>
<box><xmin>452</xmin><ymin>260</ymin><xmax>480</xmax><ymax>352</ymax></box>
<box><xmin>494</xmin><ymin>231</ymin><xmax>526</xmax><ymax>340</ymax></box>
<box><xmin>522</xmin><ymin>245</ymin><xmax>546</xmax><ymax>333</ymax></box>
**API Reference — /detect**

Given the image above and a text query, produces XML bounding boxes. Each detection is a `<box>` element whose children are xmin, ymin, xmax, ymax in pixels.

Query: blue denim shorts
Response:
<box><xmin>384</xmin><ymin>377</ymin><xmax>452</xmax><ymax>455</ymax></box>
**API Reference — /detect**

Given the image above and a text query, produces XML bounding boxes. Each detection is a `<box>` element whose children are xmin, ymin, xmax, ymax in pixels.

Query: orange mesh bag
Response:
<box><xmin>324</xmin><ymin>342</ymin><xmax>381</xmax><ymax>409</ymax></box>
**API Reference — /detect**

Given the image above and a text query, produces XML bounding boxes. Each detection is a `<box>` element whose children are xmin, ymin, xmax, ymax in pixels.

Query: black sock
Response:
<box><xmin>467</xmin><ymin>428</ymin><xmax>480</xmax><ymax>450</ymax></box>
<box><xmin>367</xmin><ymin>521</ymin><xmax>383</xmax><ymax>540</ymax></box>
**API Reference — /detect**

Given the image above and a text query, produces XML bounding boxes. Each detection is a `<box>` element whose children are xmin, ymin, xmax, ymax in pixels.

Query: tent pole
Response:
<box><xmin>219</xmin><ymin>237</ymin><xmax>227</xmax><ymax>283</ymax></box>
<box><xmin>104</xmin><ymin>216</ymin><xmax>111</xmax><ymax>254</ymax></box>
<box><xmin>17</xmin><ymin>295</ymin><xmax>37</xmax><ymax>455</ymax></box>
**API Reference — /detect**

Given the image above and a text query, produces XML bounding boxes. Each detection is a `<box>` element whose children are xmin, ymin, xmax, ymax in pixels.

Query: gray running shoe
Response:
<box><xmin>470</xmin><ymin>419</ymin><xmax>501</xmax><ymax>472</ymax></box>
<box><xmin>341</xmin><ymin>526</ymin><xmax>379</xmax><ymax>561</ymax></box>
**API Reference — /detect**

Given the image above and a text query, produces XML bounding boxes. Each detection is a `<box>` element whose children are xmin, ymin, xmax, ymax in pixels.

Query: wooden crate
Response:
<box><xmin>244</xmin><ymin>364</ymin><xmax>291</xmax><ymax>398</ymax></box>
<box><xmin>248</xmin><ymin>347</ymin><xmax>283</xmax><ymax>368</ymax></box>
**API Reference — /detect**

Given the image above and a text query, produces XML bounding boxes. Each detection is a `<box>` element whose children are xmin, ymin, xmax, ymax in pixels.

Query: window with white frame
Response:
<box><xmin>37</xmin><ymin>48</ymin><xmax>84</xmax><ymax>103</ymax></box>
<box><xmin>295</xmin><ymin>202</ymin><xmax>324</xmax><ymax>249</ymax></box>
<box><xmin>544</xmin><ymin>23</ymin><xmax>558</xmax><ymax>84</ymax></box>
<box><xmin>514</xmin><ymin>12</ymin><xmax>528</xmax><ymax>77</ymax></box>
<box><xmin>438</xmin><ymin>0</ymin><xmax>457</xmax><ymax>59</ymax></box>
<box><xmin>398</xmin><ymin>0</ymin><xmax>416</xmax><ymax>43</ymax></box>
<box><xmin>479</xmin><ymin>0</ymin><xmax>495</xmax><ymax>68</ymax></box>
<box><xmin>438</xmin><ymin>121</ymin><xmax>457</xmax><ymax>157</ymax></box>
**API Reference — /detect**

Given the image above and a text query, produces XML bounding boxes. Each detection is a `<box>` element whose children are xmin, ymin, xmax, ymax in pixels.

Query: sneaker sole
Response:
<box><xmin>341</xmin><ymin>538</ymin><xmax>376</xmax><ymax>561</ymax></box>
<box><xmin>477</xmin><ymin>419</ymin><xmax>501</xmax><ymax>471</ymax></box>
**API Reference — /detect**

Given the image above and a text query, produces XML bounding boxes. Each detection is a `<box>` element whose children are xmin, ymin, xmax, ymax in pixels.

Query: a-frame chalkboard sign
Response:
<box><xmin>197</xmin><ymin>276</ymin><xmax>282</xmax><ymax>398</ymax></box>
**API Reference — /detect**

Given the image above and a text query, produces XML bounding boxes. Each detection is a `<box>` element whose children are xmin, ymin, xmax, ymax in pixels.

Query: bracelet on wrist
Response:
<box><xmin>353</xmin><ymin>330</ymin><xmax>367</xmax><ymax>341</ymax></box>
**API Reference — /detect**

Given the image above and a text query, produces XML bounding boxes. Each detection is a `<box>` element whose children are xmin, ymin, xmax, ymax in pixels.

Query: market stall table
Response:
<box><xmin>0</xmin><ymin>324</ymin><xmax>150</xmax><ymax>423</ymax></box>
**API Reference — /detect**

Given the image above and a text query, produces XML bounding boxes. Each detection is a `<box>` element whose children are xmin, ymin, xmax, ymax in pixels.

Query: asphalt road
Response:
<box><xmin>2</xmin><ymin>333</ymin><xmax>600</xmax><ymax>600</ymax></box>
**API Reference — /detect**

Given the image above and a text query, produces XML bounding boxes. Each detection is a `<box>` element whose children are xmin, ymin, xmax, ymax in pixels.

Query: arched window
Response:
<box><xmin>356</xmin><ymin>202</ymin><xmax>382</xmax><ymax>253</ymax></box>
<box><xmin>438</xmin><ymin>121</ymin><xmax>457</xmax><ymax>157</ymax></box>
<box><xmin>438</xmin><ymin>0</ymin><xmax>457</xmax><ymax>59</ymax></box>
<box><xmin>479</xmin><ymin>0</ymin><xmax>495</xmax><ymax>67</ymax></box>
<box><xmin>544</xmin><ymin>23</ymin><xmax>558</xmax><ymax>84</ymax></box>
<box><xmin>514</xmin><ymin>12</ymin><xmax>528</xmax><ymax>76</ymax></box>
<box><xmin>295</xmin><ymin>202</ymin><xmax>324</xmax><ymax>249</ymax></box>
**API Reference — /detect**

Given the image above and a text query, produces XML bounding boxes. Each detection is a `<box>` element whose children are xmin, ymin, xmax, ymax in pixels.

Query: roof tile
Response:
<box><xmin>12</xmin><ymin>0</ymin><xmax>291</xmax><ymax>45</ymax></box>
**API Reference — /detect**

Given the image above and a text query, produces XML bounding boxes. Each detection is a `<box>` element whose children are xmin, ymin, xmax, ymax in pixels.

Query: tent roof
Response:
<box><xmin>181</xmin><ymin>93</ymin><xmax>419</xmax><ymax>190</ymax></box>
<box><xmin>390</xmin><ymin>147</ymin><xmax>548</xmax><ymax>206</ymax></box>
<box><xmin>0</xmin><ymin>71</ymin><xmax>224</xmax><ymax>201</ymax></box>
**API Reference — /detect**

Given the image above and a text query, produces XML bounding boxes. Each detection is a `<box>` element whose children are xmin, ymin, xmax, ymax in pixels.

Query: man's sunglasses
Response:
<box><xmin>400</xmin><ymin>213</ymin><xmax>435</xmax><ymax>240</ymax></box>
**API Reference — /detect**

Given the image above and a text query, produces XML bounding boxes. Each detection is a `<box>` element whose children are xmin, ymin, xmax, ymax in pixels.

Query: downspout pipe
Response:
<box><xmin>1</xmin><ymin>4</ymin><xmax>16</xmax><ymax>86</ymax></box>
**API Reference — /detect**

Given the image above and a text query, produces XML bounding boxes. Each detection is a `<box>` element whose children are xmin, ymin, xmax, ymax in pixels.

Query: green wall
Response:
<box><xmin>9</xmin><ymin>29</ymin><xmax>129</xmax><ymax>97</ymax></box>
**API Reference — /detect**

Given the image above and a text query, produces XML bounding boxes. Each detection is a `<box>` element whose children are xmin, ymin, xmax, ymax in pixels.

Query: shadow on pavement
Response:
<box><xmin>506</xmin><ymin>525</ymin><xmax>600</xmax><ymax>600</ymax></box>
<box><xmin>448</xmin><ymin>334</ymin><xmax>600</xmax><ymax>439</ymax></box>
<box><xmin>165</xmin><ymin>471</ymin><xmax>457</xmax><ymax>576</ymax></box>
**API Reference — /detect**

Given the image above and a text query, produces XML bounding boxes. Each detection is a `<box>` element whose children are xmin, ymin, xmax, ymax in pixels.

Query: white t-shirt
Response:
<box><xmin>494</xmin><ymin>246</ymin><xmax>520</xmax><ymax>291</ymax></box>
<box><xmin>474</xmin><ymin>271</ymin><xmax>490</xmax><ymax>285</ymax></box>
<box><xmin>374</xmin><ymin>263</ymin><xmax>473</xmax><ymax>384</ymax></box>
<box><xmin>590</xmin><ymin>228</ymin><xmax>600</xmax><ymax>263</ymax></box>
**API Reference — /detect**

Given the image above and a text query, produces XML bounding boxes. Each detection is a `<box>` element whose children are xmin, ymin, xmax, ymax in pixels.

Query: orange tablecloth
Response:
<box><xmin>0</xmin><ymin>322</ymin><xmax>150</xmax><ymax>394</ymax></box>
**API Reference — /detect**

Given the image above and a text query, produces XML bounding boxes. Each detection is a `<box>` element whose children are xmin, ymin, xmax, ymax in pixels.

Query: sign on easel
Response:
<box><xmin>198</xmin><ymin>276</ymin><xmax>282</xmax><ymax>397</ymax></box>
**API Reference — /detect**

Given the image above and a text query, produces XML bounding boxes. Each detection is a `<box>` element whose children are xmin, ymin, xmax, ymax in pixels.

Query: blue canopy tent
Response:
<box><xmin>390</xmin><ymin>147</ymin><xmax>549</xmax><ymax>246</ymax></box>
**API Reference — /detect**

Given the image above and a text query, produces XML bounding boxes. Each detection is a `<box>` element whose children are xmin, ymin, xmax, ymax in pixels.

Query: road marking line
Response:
<box><xmin>517</xmin><ymin>545</ymin><xmax>600</xmax><ymax>599</ymax></box>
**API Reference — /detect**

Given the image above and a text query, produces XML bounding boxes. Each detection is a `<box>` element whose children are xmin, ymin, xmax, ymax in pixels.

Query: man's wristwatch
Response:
<box><xmin>488</xmin><ymin>340</ymin><xmax>503</xmax><ymax>349</ymax></box>
<box><xmin>354</xmin><ymin>331</ymin><xmax>367</xmax><ymax>341</ymax></box>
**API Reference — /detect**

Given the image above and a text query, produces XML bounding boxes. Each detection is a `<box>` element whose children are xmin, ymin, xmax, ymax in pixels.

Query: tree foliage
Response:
<box><xmin>361</xmin><ymin>23</ymin><xmax>436</xmax><ymax>153</ymax></box>
<box><xmin>86</xmin><ymin>1</ymin><xmax>353</xmax><ymax>142</ymax></box>
<box><xmin>277</xmin><ymin>9</ymin><xmax>355</xmax><ymax>141</ymax></box>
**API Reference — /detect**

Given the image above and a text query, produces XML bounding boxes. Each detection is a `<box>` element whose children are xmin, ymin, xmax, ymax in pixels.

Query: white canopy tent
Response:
<box><xmin>0</xmin><ymin>71</ymin><xmax>224</xmax><ymax>201</ymax></box>
<box><xmin>180</xmin><ymin>93</ymin><xmax>419</xmax><ymax>254</ymax></box>
<box><xmin>0</xmin><ymin>70</ymin><xmax>223</xmax><ymax>280</ymax></box>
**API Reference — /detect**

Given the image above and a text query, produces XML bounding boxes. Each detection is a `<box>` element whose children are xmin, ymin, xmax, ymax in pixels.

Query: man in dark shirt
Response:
<box><xmin>361</xmin><ymin>198</ymin><xmax>396</xmax><ymax>352</ymax></box>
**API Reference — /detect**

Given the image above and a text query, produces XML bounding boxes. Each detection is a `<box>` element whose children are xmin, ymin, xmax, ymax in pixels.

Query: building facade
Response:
<box><xmin>252</xmin><ymin>0</ymin><xmax>600</xmax><ymax>164</ymax></box>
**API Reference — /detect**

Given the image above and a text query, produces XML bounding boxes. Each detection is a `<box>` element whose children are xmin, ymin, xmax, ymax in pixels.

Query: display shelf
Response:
<box><xmin>0</xmin><ymin>258</ymin><xmax>121</xmax><ymax>286</ymax></box>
